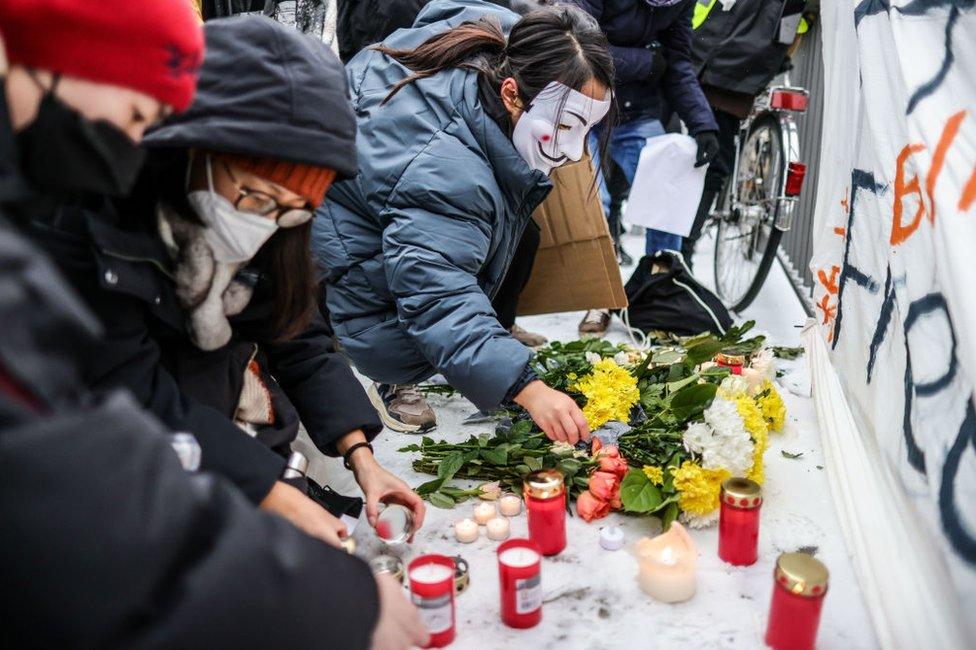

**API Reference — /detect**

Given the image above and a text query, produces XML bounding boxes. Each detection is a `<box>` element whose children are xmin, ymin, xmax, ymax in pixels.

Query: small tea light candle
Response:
<box><xmin>486</xmin><ymin>517</ymin><xmax>510</xmax><ymax>541</ymax></box>
<box><xmin>454</xmin><ymin>518</ymin><xmax>479</xmax><ymax>543</ymax></box>
<box><xmin>474</xmin><ymin>502</ymin><xmax>497</xmax><ymax>525</ymax></box>
<box><xmin>635</xmin><ymin>522</ymin><xmax>697</xmax><ymax>603</ymax></box>
<box><xmin>499</xmin><ymin>493</ymin><xmax>522</xmax><ymax>517</ymax></box>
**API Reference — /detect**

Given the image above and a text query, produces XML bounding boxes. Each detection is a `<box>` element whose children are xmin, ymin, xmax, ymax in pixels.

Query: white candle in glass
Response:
<box><xmin>454</xmin><ymin>518</ymin><xmax>479</xmax><ymax>543</ymax></box>
<box><xmin>486</xmin><ymin>517</ymin><xmax>510</xmax><ymax>541</ymax></box>
<box><xmin>499</xmin><ymin>493</ymin><xmax>522</xmax><ymax>517</ymax></box>
<box><xmin>474</xmin><ymin>502</ymin><xmax>497</xmax><ymax>525</ymax></box>
<box><xmin>498</xmin><ymin>546</ymin><xmax>540</xmax><ymax>568</ymax></box>
<box><xmin>410</xmin><ymin>563</ymin><xmax>454</xmax><ymax>584</ymax></box>
<box><xmin>635</xmin><ymin>522</ymin><xmax>697</xmax><ymax>603</ymax></box>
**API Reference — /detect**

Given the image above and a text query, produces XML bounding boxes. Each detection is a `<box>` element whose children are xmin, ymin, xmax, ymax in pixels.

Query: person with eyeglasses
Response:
<box><xmin>28</xmin><ymin>16</ymin><xmax>427</xmax><ymax>558</ymax></box>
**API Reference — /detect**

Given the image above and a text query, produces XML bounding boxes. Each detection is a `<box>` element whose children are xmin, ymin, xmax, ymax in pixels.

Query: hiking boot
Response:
<box><xmin>510</xmin><ymin>324</ymin><xmax>548</xmax><ymax>348</ymax></box>
<box><xmin>367</xmin><ymin>383</ymin><xmax>436</xmax><ymax>433</ymax></box>
<box><xmin>578</xmin><ymin>309</ymin><xmax>611</xmax><ymax>337</ymax></box>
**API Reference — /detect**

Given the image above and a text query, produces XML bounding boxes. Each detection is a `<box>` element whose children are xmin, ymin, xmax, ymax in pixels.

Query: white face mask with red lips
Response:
<box><xmin>511</xmin><ymin>81</ymin><xmax>611</xmax><ymax>175</ymax></box>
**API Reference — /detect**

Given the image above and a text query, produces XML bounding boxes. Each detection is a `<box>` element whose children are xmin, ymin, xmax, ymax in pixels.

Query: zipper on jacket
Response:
<box><xmin>101</xmin><ymin>249</ymin><xmax>175</xmax><ymax>281</ymax></box>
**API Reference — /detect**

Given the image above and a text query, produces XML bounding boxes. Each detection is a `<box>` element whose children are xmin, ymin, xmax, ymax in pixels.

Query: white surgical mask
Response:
<box><xmin>511</xmin><ymin>81</ymin><xmax>611</xmax><ymax>175</ymax></box>
<box><xmin>186</xmin><ymin>154</ymin><xmax>279</xmax><ymax>263</ymax></box>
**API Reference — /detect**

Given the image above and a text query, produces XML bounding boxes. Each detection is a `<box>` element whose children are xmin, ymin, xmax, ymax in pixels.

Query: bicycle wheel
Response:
<box><xmin>713</xmin><ymin>114</ymin><xmax>785</xmax><ymax>312</ymax></box>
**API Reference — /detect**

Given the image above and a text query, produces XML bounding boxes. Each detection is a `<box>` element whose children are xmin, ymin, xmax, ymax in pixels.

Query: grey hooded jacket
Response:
<box><xmin>312</xmin><ymin>0</ymin><xmax>552</xmax><ymax>411</ymax></box>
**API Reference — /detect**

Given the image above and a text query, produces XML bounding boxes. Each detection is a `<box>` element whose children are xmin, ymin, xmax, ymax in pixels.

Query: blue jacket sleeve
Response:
<box><xmin>658</xmin><ymin>4</ymin><xmax>719</xmax><ymax>134</ymax></box>
<box><xmin>380</xmin><ymin>197</ymin><xmax>532</xmax><ymax>412</ymax></box>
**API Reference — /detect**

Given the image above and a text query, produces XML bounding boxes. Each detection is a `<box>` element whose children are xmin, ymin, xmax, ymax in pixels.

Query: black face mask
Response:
<box><xmin>15</xmin><ymin>83</ymin><xmax>146</xmax><ymax>198</ymax></box>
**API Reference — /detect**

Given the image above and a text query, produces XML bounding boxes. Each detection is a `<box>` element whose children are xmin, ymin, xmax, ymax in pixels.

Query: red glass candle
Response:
<box><xmin>497</xmin><ymin>538</ymin><xmax>543</xmax><ymax>628</ymax></box>
<box><xmin>408</xmin><ymin>555</ymin><xmax>457</xmax><ymax>648</ymax></box>
<box><xmin>718</xmin><ymin>477</ymin><xmax>762</xmax><ymax>566</ymax></box>
<box><xmin>523</xmin><ymin>469</ymin><xmax>566</xmax><ymax>556</ymax></box>
<box><xmin>714</xmin><ymin>353</ymin><xmax>745</xmax><ymax>375</ymax></box>
<box><xmin>765</xmin><ymin>552</ymin><xmax>829</xmax><ymax>650</ymax></box>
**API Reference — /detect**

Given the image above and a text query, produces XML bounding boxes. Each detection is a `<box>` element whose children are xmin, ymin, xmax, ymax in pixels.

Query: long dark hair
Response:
<box><xmin>124</xmin><ymin>149</ymin><xmax>316</xmax><ymax>342</ymax></box>
<box><xmin>375</xmin><ymin>5</ymin><xmax>617</xmax><ymax>161</ymax></box>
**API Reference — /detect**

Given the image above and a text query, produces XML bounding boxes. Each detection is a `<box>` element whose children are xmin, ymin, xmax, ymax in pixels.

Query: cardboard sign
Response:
<box><xmin>516</xmin><ymin>157</ymin><xmax>628</xmax><ymax>316</ymax></box>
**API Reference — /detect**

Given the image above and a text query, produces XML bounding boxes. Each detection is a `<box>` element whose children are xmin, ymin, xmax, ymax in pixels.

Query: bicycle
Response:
<box><xmin>711</xmin><ymin>83</ymin><xmax>810</xmax><ymax>312</ymax></box>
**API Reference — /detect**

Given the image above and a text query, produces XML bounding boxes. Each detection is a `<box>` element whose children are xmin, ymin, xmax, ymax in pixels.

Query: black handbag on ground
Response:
<box><xmin>621</xmin><ymin>251</ymin><xmax>733</xmax><ymax>336</ymax></box>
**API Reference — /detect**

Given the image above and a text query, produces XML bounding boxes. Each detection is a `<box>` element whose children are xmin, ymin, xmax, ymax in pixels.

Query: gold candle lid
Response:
<box><xmin>523</xmin><ymin>469</ymin><xmax>565</xmax><ymax>499</ymax></box>
<box><xmin>714</xmin><ymin>352</ymin><xmax>746</xmax><ymax>366</ymax></box>
<box><xmin>774</xmin><ymin>552</ymin><xmax>829</xmax><ymax>597</ymax></box>
<box><xmin>721</xmin><ymin>477</ymin><xmax>763</xmax><ymax>509</ymax></box>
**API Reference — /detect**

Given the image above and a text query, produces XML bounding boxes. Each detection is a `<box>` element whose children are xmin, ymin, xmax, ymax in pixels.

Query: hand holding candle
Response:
<box><xmin>634</xmin><ymin>522</ymin><xmax>697</xmax><ymax>603</ymax></box>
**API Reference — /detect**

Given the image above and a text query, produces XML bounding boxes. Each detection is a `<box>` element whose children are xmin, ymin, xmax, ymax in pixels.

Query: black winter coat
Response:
<box><xmin>0</xmin><ymin>103</ymin><xmax>379</xmax><ymax>647</ymax></box>
<box><xmin>570</xmin><ymin>0</ymin><xmax>718</xmax><ymax>132</ymax></box>
<box><xmin>29</xmin><ymin>203</ymin><xmax>382</xmax><ymax>504</ymax></box>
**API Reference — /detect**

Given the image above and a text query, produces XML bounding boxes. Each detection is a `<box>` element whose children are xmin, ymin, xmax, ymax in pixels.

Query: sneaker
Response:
<box><xmin>510</xmin><ymin>324</ymin><xmax>548</xmax><ymax>348</ymax></box>
<box><xmin>618</xmin><ymin>246</ymin><xmax>634</xmax><ymax>266</ymax></box>
<box><xmin>367</xmin><ymin>383</ymin><xmax>436</xmax><ymax>433</ymax></box>
<box><xmin>578</xmin><ymin>309</ymin><xmax>611</xmax><ymax>337</ymax></box>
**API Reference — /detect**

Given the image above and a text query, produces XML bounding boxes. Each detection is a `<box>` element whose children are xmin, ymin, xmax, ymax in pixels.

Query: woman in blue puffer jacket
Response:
<box><xmin>313</xmin><ymin>0</ymin><xmax>615</xmax><ymax>444</ymax></box>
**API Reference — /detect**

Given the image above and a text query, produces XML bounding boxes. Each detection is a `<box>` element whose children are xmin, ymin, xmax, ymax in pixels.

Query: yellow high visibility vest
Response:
<box><xmin>692</xmin><ymin>0</ymin><xmax>717</xmax><ymax>29</ymax></box>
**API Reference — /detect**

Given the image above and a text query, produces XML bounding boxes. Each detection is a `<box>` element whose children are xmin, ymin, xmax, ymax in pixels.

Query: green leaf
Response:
<box><xmin>684</xmin><ymin>339</ymin><xmax>725</xmax><ymax>366</ymax></box>
<box><xmin>557</xmin><ymin>458</ymin><xmax>582</xmax><ymax>476</ymax></box>
<box><xmin>573</xmin><ymin>475</ymin><xmax>590</xmax><ymax>488</ymax></box>
<box><xmin>511</xmin><ymin>419</ymin><xmax>533</xmax><ymax>438</ymax></box>
<box><xmin>428</xmin><ymin>491</ymin><xmax>456</xmax><ymax>509</ymax></box>
<box><xmin>781</xmin><ymin>450</ymin><xmax>804</xmax><ymax>459</ymax></box>
<box><xmin>437</xmin><ymin>451</ymin><xmax>464</xmax><ymax>481</ymax></box>
<box><xmin>477</xmin><ymin>434</ymin><xmax>491</xmax><ymax>448</ymax></box>
<box><xmin>525</xmin><ymin>456</ymin><xmax>543</xmax><ymax>471</ymax></box>
<box><xmin>461</xmin><ymin>450</ymin><xmax>480</xmax><ymax>463</ymax></box>
<box><xmin>415</xmin><ymin>477</ymin><xmax>445</xmax><ymax>495</ymax></box>
<box><xmin>397</xmin><ymin>443</ymin><xmax>421</xmax><ymax>452</ymax></box>
<box><xmin>422</xmin><ymin>436</ymin><xmax>435</xmax><ymax>446</ymax></box>
<box><xmin>670</xmin><ymin>382</ymin><xmax>717</xmax><ymax>421</ymax></box>
<box><xmin>515</xmin><ymin>464</ymin><xmax>531</xmax><ymax>476</ymax></box>
<box><xmin>660</xmin><ymin>502</ymin><xmax>680</xmax><ymax>531</ymax></box>
<box><xmin>665</xmin><ymin>374</ymin><xmax>700</xmax><ymax>394</ymax></box>
<box><xmin>482</xmin><ymin>447</ymin><xmax>509</xmax><ymax>466</ymax></box>
<box><xmin>522</xmin><ymin>437</ymin><xmax>544</xmax><ymax>450</ymax></box>
<box><xmin>620</xmin><ymin>469</ymin><xmax>663</xmax><ymax>513</ymax></box>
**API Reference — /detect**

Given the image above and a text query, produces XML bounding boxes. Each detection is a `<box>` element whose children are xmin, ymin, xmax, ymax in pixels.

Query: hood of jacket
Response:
<box><xmin>143</xmin><ymin>16</ymin><xmax>358</xmax><ymax>179</ymax></box>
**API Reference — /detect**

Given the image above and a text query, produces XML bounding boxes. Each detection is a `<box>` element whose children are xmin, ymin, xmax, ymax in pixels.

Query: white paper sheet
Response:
<box><xmin>621</xmin><ymin>133</ymin><xmax>706</xmax><ymax>237</ymax></box>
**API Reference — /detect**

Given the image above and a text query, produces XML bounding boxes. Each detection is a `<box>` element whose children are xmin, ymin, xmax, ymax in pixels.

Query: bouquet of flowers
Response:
<box><xmin>401</xmin><ymin>322</ymin><xmax>793</xmax><ymax>529</ymax></box>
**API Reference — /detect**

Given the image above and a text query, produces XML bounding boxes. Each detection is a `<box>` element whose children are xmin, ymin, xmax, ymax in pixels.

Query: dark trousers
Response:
<box><xmin>682</xmin><ymin>108</ymin><xmax>741</xmax><ymax>262</ymax></box>
<box><xmin>492</xmin><ymin>221</ymin><xmax>541</xmax><ymax>330</ymax></box>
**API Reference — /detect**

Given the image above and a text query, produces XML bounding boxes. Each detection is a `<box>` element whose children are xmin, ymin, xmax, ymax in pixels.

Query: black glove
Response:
<box><xmin>694</xmin><ymin>131</ymin><xmax>720</xmax><ymax>168</ymax></box>
<box><xmin>647</xmin><ymin>43</ymin><xmax>667</xmax><ymax>82</ymax></box>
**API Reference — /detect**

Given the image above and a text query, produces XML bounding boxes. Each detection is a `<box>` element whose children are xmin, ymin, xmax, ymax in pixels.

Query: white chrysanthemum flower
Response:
<box><xmin>750</xmin><ymin>348</ymin><xmax>777</xmax><ymax>381</ymax></box>
<box><xmin>719</xmin><ymin>375</ymin><xmax>750</xmax><ymax>398</ymax></box>
<box><xmin>701</xmin><ymin>433</ymin><xmax>753</xmax><ymax>476</ymax></box>
<box><xmin>704</xmin><ymin>397</ymin><xmax>742</xmax><ymax>434</ymax></box>
<box><xmin>613</xmin><ymin>351</ymin><xmax>630</xmax><ymax>366</ymax></box>
<box><xmin>683</xmin><ymin>422</ymin><xmax>712</xmax><ymax>454</ymax></box>
<box><xmin>585</xmin><ymin>351</ymin><xmax>602</xmax><ymax>365</ymax></box>
<box><xmin>680</xmin><ymin>510</ymin><xmax>720</xmax><ymax>529</ymax></box>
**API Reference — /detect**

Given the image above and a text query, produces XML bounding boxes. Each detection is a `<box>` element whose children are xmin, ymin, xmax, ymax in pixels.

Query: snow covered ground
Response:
<box><xmin>297</xmin><ymin>228</ymin><xmax>877</xmax><ymax>649</ymax></box>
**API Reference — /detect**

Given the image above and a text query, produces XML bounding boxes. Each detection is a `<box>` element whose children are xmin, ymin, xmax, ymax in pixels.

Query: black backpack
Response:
<box><xmin>621</xmin><ymin>251</ymin><xmax>733</xmax><ymax>336</ymax></box>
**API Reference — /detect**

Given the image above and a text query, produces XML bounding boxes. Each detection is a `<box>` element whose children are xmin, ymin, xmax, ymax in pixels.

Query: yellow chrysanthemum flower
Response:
<box><xmin>573</xmin><ymin>358</ymin><xmax>639</xmax><ymax>429</ymax></box>
<box><xmin>642</xmin><ymin>465</ymin><xmax>664</xmax><ymax>485</ymax></box>
<box><xmin>758</xmin><ymin>380</ymin><xmax>786</xmax><ymax>432</ymax></box>
<box><xmin>747</xmin><ymin>426</ymin><xmax>768</xmax><ymax>485</ymax></box>
<box><xmin>735</xmin><ymin>395</ymin><xmax>769</xmax><ymax>437</ymax></box>
<box><xmin>672</xmin><ymin>461</ymin><xmax>730</xmax><ymax>515</ymax></box>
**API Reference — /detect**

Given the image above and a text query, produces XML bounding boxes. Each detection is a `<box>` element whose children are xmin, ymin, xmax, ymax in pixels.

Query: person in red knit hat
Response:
<box><xmin>0</xmin><ymin>0</ymin><xmax>203</xmax><ymax>197</ymax></box>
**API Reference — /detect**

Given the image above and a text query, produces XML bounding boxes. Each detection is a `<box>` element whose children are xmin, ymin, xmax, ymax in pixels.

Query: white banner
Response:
<box><xmin>810</xmin><ymin>0</ymin><xmax>976</xmax><ymax>643</ymax></box>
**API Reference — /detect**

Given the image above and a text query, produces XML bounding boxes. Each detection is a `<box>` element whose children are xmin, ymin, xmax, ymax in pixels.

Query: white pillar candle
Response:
<box><xmin>634</xmin><ymin>522</ymin><xmax>697</xmax><ymax>603</ymax></box>
<box><xmin>474</xmin><ymin>502</ymin><xmax>497</xmax><ymax>525</ymax></box>
<box><xmin>454</xmin><ymin>518</ymin><xmax>479</xmax><ymax>543</ymax></box>
<box><xmin>486</xmin><ymin>516</ymin><xmax>510</xmax><ymax>541</ymax></box>
<box><xmin>498</xmin><ymin>493</ymin><xmax>522</xmax><ymax>517</ymax></box>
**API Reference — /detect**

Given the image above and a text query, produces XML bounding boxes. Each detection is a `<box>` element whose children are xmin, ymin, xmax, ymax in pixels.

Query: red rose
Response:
<box><xmin>599</xmin><ymin>447</ymin><xmax>629</xmax><ymax>479</ymax></box>
<box><xmin>576</xmin><ymin>490</ymin><xmax>611</xmax><ymax>522</ymax></box>
<box><xmin>591</xmin><ymin>437</ymin><xmax>603</xmax><ymax>455</ymax></box>
<box><xmin>588</xmin><ymin>470</ymin><xmax>621</xmax><ymax>502</ymax></box>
